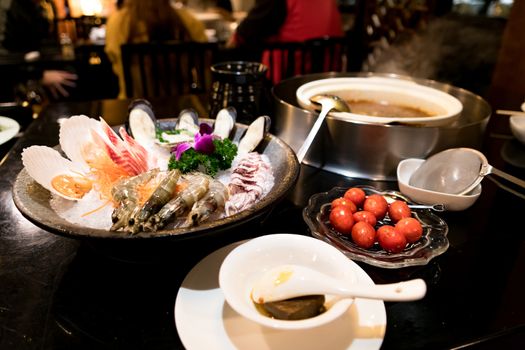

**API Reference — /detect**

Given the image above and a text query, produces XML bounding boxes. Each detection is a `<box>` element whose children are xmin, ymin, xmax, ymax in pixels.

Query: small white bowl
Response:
<box><xmin>219</xmin><ymin>233</ymin><xmax>357</xmax><ymax>330</ymax></box>
<box><xmin>510</xmin><ymin>115</ymin><xmax>525</xmax><ymax>145</ymax></box>
<box><xmin>397</xmin><ymin>158</ymin><xmax>481</xmax><ymax>211</ymax></box>
<box><xmin>296</xmin><ymin>77</ymin><xmax>463</xmax><ymax>126</ymax></box>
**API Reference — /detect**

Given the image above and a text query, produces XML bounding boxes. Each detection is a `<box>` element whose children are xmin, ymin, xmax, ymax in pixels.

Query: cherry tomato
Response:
<box><xmin>351</xmin><ymin>222</ymin><xmax>376</xmax><ymax>249</ymax></box>
<box><xmin>344</xmin><ymin>187</ymin><xmax>366</xmax><ymax>207</ymax></box>
<box><xmin>331</xmin><ymin>197</ymin><xmax>357</xmax><ymax>213</ymax></box>
<box><xmin>388</xmin><ymin>200</ymin><xmax>412</xmax><ymax>223</ymax></box>
<box><xmin>377</xmin><ymin>225</ymin><xmax>407</xmax><ymax>253</ymax></box>
<box><xmin>395</xmin><ymin>217</ymin><xmax>423</xmax><ymax>243</ymax></box>
<box><xmin>363</xmin><ymin>194</ymin><xmax>388</xmax><ymax>220</ymax></box>
<box><xmin>353</xmin><ymin>210</ymin><xmax>377</xmax><ymax>227</ymax></box>
<box><xmin>329</xmin><ymin>206</ymin><xmax>355</xmax><ymax>235</ymax></box>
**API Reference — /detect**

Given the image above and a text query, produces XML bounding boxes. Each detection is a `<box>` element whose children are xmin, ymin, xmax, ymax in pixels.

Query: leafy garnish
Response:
<box><xmin>156</xmin><ymin>128</ymin><xmax>192</xmax><ymax>143</ymax></box>
<box><xmin>168</xmin><ymin>138</ymin><xmax>237</xmax><ymax>176</ymax></box>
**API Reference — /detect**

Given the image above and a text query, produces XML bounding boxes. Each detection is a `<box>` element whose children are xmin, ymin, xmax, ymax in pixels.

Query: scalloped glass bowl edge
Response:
<box><xmin>303</xmin><ymin>186</ymin><xmax>449</xmax><ymax>269</ymax></box>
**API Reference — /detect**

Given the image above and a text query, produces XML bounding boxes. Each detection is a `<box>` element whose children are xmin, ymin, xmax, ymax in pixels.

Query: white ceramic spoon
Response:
<box><xmin>295</xmin><ymin>94</ymin><xmax>350</xmax><ymax>163</ymax></box>
<box><xmin>251</xmin><ymin>264</ymin><xmax>427</xmax><ymax>303</ymax></box>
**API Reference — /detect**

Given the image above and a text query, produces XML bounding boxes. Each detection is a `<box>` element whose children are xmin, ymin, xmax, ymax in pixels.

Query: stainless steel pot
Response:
<box><xmin>272</xmin><ymin>72</ymin><xmax>491</xmax><ymax>181</ymax></box>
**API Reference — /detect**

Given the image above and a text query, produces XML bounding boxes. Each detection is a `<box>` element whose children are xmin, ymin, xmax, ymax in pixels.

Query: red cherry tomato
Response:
<box><xmin>388</xmin><ymin>200</ymin><xmax>412</xmax><ymax>223</ymax></box>
<box><xmin>329</xmin><ymin>206</ymin><xmax>355</xmax><ymax>235</ymax></box>
<box><xmin>331</xmin><ymin>197</ymin><xmax>357</xmax><ymax>213</ymax></box>
<box><xmin>363</xmin><ymin>194</ymin><xmax>388</xmax><ymax>220</ymax></box>
<box><xmin>377</xmin><ymin>225</ymin><xmax>407</xmax><ymax>253</ymax></box>
<box><xmin>395</xmin><ymin>217</ymin><xmax>423</xmax><ymax>243</ymax></box>
<box><xmin>344</xmin><ymin>187</ymin><xmax>366</xmax><ymax>207</ymax></box>
<box><xmin>351</xmin><ymin>222</ymin><xmax>376</xmax><ymax>249</ymax></box>
<box><xmin>353</xmin><ymin>210</ymin><xmax>377</xmax><ymax>227</ymax></box>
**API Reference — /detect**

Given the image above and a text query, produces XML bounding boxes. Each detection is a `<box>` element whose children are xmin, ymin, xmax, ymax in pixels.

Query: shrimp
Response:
<box><xmin>144</xmin><ymin>173</ymin><xmax>210</xmax><ymax>231</ymax></box>
<box><xmin>110</xmin><ymin>169</ymin><xmax>159</xmax><ymax>231</ymax></box>
<box><xmin>128</xmin><ymin>169</ymin><xmax>181</xmax><ymax>234</ymax></box>
<box><xmin>186</xmin><ymin>179</ymin><xmax>229</xmax><ymax>227</ymax></box>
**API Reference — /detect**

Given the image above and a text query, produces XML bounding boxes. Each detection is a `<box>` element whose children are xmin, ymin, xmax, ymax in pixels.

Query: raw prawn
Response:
<box><xmin>128</xmin><ymin>169</ymin><xmax>181</xmax><ymax>233</ymax></box>
<box><xmin>186</xmin><ymin>179</ymin><xmax>229</xmax><ymax>226</ymax></box>
<box><xmin>144</xmin><ymin>173</ymin><xmax>210</xmax><ymax>231</ymax></box>
<box><xmin>110</xmin><ymin>169</ymin><xmax>159</xmax><ymax>231</ymax></box>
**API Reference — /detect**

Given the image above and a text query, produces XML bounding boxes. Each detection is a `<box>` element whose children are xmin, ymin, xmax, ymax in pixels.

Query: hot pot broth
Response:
<box><xmin>345</xmin><ymin>99</ymin><xmax>436</xmax><ymax>118</ymax></box>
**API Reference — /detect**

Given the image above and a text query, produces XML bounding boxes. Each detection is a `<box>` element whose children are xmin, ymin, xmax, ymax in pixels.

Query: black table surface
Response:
<box><xmin>1</xmin><ymin>95</ymin><xmax>525</xmax><ymax>350</ymax></box>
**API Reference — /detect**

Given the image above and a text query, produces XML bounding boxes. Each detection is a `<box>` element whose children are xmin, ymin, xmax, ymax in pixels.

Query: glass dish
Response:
<box><xmin>303</xmin><ymin>186</ymin><xmax>449</xmax><ymax>269</ymax></box>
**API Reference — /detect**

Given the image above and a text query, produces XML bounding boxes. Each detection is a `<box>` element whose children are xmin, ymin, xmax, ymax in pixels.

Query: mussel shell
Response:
<box><xmin>237</xmin><ymin>115</ymin><xmax>272</xmax><ymax>154</ymax></box>
<box><xmin>126</xmin><ymin>99</ymin><xmax>158</xmax><ymax>144</ymax></box>
<box><xmin>213</xmin><ymin>106</ymin><xmax>237</xmax><ymax>139</ymax></box>
<box><xmin>128</xmin><ymin>98</ymin><xmax>154</xmax><ymax>114</ymax></box>
<box><xmin>176</xmin><ymin>108</ymin><xmax>200</xmax><ymax>134</ymax></box>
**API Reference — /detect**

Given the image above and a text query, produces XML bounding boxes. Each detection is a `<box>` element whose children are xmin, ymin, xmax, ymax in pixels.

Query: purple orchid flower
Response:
<box><xmin>199</xmin><ymin>122</ymin><xmax>213</xmax><ymax>135</ymax></box>
<box><xmin>174</xmin><ymin>129</ymin><xmax>216</xmax><ymax>160</ymax></box>
<box><xmin>174</xmin><ymin>142</ymin><xmax>192</xmax><ymax>160</ymax></box>
<box><xmin>194</xmin><ymin>133</ymin><xmax>215</xmax><ymax>154</ymax></box>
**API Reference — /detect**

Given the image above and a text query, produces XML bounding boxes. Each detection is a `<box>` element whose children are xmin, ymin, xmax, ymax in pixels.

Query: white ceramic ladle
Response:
<box><xmin>295</xmin><ymin>94</ymin><xmax>350</xmax><ymax>163</ymax></box>
<box><xmin>409</xmin><ymin>147</ymin><xmax>525</xmax><ymax>195</ymax></box>
<box><xmin>251</xmin><ymin>264</ymin><xmax>427</xmax><ymax>303</ymax></box>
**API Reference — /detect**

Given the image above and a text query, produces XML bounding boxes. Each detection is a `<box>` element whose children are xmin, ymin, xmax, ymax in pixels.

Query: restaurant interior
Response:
<box><xmin>1</xmin><ymin>0</ymin><xmax>525</xmax><ymax>349</ymax></box>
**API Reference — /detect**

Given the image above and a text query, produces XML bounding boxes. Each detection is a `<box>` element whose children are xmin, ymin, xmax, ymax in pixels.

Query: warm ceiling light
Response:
<box><xmin>80</xmin><ymin>0</ymin><xmax>103</xmax><ymax>16</ymax></box>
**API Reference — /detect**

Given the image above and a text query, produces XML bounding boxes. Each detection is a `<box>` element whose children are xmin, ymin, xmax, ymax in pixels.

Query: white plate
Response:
<box><xmin>0</xmin><ymin>116</ymin><xmax>20</xmax><ymax>146</ymax></box>
<box><xmin>175</xmin><ymin>240</ymin><xmax>387</xmax><ymax>350</ymax></box>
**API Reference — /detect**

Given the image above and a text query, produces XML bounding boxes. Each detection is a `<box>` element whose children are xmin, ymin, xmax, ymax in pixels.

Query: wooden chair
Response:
<box><xmin>121</xmin><ymin>41</ymin><xmax>218</xmax><ymax>98</ymax></box>
<box><xmin>258</xmin><ymin>36</ymin><xmax>348</xmax><ymax>85</ymax></box>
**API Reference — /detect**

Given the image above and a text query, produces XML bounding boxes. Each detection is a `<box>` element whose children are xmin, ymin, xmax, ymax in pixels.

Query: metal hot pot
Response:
<box><xmin>272</xmin><ymin>72</ymin><xmax>491</xmax><ymax>181</ymax></box>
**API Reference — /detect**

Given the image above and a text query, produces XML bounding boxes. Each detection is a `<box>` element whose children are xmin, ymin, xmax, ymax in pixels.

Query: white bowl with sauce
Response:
<box><xmin>296</xmin><ymin>77</ymin><xmax>463</xmax><ymax>126</ymax></box>
<box><xmin>219</xmin><ymin>233</ymin><xmax>357</xmax><ymax>330</ymax></box>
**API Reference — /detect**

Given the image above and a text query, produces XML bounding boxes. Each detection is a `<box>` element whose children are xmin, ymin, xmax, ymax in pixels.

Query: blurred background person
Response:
<box><xmin>0</xmin><ymin>0</ymin><xmax>77</xmax><ymax>102</ymax></box>
<box><xmin>226</xmin><ymin>0</ymin><xmax>343</xmax><ymax>84</ymax></box>
<box><xmin>105</xmin><ymin>0</ymin><xmax>208</xmax><ymax>98</ymax></box>
<box><xmin>226</xmin><ymin>0</ymin><xmax>343</xmax><ymax>48</ymax></box>
<box><xmin>187</xmin><ymin>0</ymin><xmax>233</xmax><ymax>12</ymax></box>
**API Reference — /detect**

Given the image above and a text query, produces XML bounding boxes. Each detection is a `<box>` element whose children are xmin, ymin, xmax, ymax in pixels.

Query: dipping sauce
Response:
<box><xmin>345</xmin><ymin>99</ymin><xmax>435</xmax><ymax>118</ymax></box>
<box><xmin>253</xmin><ymin>295</ymin><xmax>326</xmax><ymax>320</ymax></box>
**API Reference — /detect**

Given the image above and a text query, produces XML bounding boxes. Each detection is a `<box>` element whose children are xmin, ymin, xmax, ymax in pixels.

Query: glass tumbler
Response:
<box><xmin>209</xmin><ymin>61</ymin><xmax>270</xmax><ymax>125</ymax></box>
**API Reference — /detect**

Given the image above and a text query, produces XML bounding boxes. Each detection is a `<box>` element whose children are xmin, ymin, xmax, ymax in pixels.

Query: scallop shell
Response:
<box><xmin>21</xmin><ymin>146</ymin><xmax>90</xmax><ymax>201</ymax></box>
<box><xmin>213</xmin><ymin>107</ymin><xmax>236</xmax><ymax>140</ymax></box>
<box><xmin>59</xmin><ymin>115</ymin><xmax>101</xmax><ymax>172</ymax></box>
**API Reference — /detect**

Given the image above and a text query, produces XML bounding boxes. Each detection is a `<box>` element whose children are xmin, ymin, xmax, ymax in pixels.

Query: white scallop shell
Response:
<box><xmin>59</xmin><ymin>114</ymin><xmax>101</xmax><ymax>172</ymax></box>
<box><xmin>22</xmin><ymin>146</ymin><xmax>89</xmax><ymax>201</ymax></box>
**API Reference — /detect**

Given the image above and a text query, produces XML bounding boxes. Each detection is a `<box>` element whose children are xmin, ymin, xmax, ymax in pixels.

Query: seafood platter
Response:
<box><xmin>12</xmin><ymin>100</ymin><xmax>299</xmax><ymax>239</ymax></box>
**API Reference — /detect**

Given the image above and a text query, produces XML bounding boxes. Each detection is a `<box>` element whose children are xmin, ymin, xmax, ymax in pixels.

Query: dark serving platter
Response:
<box><xmin>12</xmin><ymin>119</ymin><xmax>300</xmax><ymax>240</ymax></box>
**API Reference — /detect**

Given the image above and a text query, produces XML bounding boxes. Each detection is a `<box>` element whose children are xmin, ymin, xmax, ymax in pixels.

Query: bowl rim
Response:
<box><xmin>295</xmin><ymin>77</ymin><xmax>463</xmax><ymax>125</ymax></box>
<box><xmin>218</xmin><ymin>233</ymin><xmax>357</xmax><ymax>330</ymax></box>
